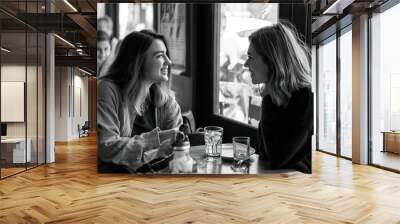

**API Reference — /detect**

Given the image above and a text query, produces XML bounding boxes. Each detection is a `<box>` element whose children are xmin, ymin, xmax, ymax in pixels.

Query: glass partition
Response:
<box><xmin>0</xmin><ymin>1</ymin><xmax>46</xmax><ymax>179</ymax></box>
<box><xmin>317</xmin><ymin>36</ymin><xmax>337</xmax><ymax>155</ymax></box>
<box><xmin>1</xmin><ymin>30</ymin><xmax>28</xmax><ymax>177</ymax></box>
<box><xmin>370</xmin><ymin>3</ymin><xmax>400</xmax><ymax>171</ymax></box>
<box><xmin>339</xmin><ymin>28</ymin><xmax>352</xmax><ymax>158</ymax></box>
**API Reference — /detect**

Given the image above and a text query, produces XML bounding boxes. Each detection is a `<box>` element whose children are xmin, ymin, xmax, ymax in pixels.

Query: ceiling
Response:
<box><xmin>1</xmin><ymin>0</ymin><xmax>393</xmax><ymax>74</ymax></box>
<box><xmin>0</xmin><ymin>0</ymin><xmax>99</xmax><ymax>74</ymax></box>
<box><xmin>311</xmin><ymin>0</ymin><xmax>390</xmax><ymax>43</ymax></box>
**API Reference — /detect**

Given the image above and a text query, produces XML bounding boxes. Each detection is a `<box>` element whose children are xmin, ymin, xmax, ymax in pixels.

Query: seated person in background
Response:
<box><xmin>98</xmin><ymin>15</ymin><xmax>119</xmax><ymax>53</ymax></box>
<box><xmin>219</xmin><ymin>59</ymin><xmax>253</xmax><ymax>122</ymax></box>
<box><xmin>97</xmin><ymin>30</ymin><xmax>182</xmax><ymax>173</ymax></box>
<box><xmin>97</xmin><ymin>31</ymin><xmax>112</xmax><ymax>78</ymax></box>
<box><xmin>244</xmin><ymin>21</ymin><xmax>313</xmax><ymax>173</ymax></box>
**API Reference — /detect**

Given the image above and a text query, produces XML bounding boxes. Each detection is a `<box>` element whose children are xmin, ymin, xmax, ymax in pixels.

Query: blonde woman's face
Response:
<box><xmin>143</xmin><ymin>39</ymin><xmax>172</xmax><ymax>84</ymax></box>
<box><xmin>244</xmin><ymin>43</ymin><xmax>269</xmax><ymax>84</ymax></box>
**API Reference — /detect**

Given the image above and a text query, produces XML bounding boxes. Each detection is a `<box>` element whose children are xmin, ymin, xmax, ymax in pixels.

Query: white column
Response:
<box><xmin>46</xmin><ymin>0</ymin><xmax>55</xmax><ymax>163</ymax></box>
<box><xmin>352</xmin><ymin>14</ymin><xmax>369</xmax><ymax>164</ymax></box>
<box><xmin>46</xmin><ymin>32</ymin><xmax>55</xmax><ymax>163</ymax></box>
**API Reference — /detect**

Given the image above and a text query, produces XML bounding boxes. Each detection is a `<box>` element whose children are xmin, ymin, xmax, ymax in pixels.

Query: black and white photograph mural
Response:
<box><xmin>97</xmin><ymin>3</ymin><xmax>313</xmax><ymax>174</ymax></box>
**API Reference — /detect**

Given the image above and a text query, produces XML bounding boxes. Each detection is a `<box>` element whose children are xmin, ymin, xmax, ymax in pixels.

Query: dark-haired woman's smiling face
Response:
<box><xmin>244</xmin><ymin>43</ymin><xmax>269</xmax><ymax>84</ymax></box>
<box><xmin>143</xmin><ymin>39</ymin><xmax>172</xmax><ymax>84</ymax></box>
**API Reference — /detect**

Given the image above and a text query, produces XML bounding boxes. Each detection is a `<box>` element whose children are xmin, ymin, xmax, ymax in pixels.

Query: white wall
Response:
<box><xmin>1</xmin><ymin>63</ymin><xmax>46</xmax><ymax>164</ymax></box>
<box><xmin>54</xmin><ymin>66</ymin><xmax>89</xmax><ymax>141</ymax></box>
<box><xmin>55</xmin><ymin>66</ymin><xmax>69</xmax><ymax>141</ymax></box>
<box><xmin>1</xmin><ymin>65</ymin><xmax>39</xmax><ymax>137</ymax></box>
<box><xmin>1</xmin><ymin>65</ymin><xmax>27</xmax><ymax>141</ymax></box>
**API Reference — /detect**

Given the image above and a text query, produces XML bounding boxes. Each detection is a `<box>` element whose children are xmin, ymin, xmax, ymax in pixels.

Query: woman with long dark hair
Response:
<box><xmin>244</xmin><ymin>21</ymin><xmax>313</xmax><ymax>173</ymax></box>
<box><xmin>97</xmin><ymin>30</ymin><xmax>182</xmax><ymax>172</ymax></box>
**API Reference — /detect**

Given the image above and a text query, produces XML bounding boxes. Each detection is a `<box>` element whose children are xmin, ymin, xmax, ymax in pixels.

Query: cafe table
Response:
<box><xmin>157</xmin><ymin>143</ymin><xmax>295</xmax><ymax>174</ymax></box>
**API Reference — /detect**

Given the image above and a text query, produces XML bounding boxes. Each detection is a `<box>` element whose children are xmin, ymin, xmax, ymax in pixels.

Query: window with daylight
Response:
<box><xmin>317</xmin><ymin>36</ymin><xmax>337</xmax><ymax>155</ymax></box>
<box><xmin>216</xmin><ymin>3</ymin><xmax>278</xmax><ymax>127</ymax></box>
<box><xmin>339</xmin><ymin>28</ymin><xmax>352</xmax><ymax>158</ymax></box>
<box><xmin>370</xmin><ymin>2</ymin><xmax>400</xmax><ymax>171</ymax></box>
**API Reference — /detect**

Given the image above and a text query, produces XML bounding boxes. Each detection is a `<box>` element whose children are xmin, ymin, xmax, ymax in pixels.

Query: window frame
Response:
<box><xmin>315</xmin><ymin>21</ymin><xmax>353</xmax><ymax>161</ymax></box>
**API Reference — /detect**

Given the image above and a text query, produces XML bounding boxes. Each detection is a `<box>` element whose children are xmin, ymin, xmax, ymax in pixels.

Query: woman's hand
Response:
<box><xmin>157</xmin><ymin>129</ymin><xmax>184</xmax><ymax>158</ymax></box>
<box><xmin>159</xmin><ymin>128</ymin><xmax>179</xmax><ymax>143</ymax></box>
<box><xmin>156</xmin><ymin>139</ymin><xmax>174</xmax><ymax>158</ymax></box>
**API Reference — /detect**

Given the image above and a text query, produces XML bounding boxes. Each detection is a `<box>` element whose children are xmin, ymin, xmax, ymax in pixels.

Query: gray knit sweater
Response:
<box><xmin>97</xmin><ymin>79</ymin><xmax>182</xmax><ymax>171</ymax></box>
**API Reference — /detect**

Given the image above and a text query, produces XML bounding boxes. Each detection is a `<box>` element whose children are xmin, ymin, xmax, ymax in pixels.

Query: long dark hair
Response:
<box><xmin>249</xmin><ymin>21</ymin><xmax>311</xmax><ymax>107</ymax></box>
<box><xmin>101</xmin><ymin>30</ymin><xmax>174</xmax><ymax>134</ymax></box>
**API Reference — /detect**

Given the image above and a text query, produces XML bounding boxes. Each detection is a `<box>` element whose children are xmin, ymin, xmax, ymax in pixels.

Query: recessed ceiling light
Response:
<box><xmin>78</xmin><ymin>67</ymin><xmax>92</xmax><ymax>76</ymax></box>
<box><xmin>54</xmin><ymin>34</ymin><xmax>75</xmax><ymax>48</ymax></box>
<box><xmin>63</xmin><ymin>0</ymin><xmax>78</xmax><ymax>12</ymax></box>
<box><xmin>1</xmin><ymin>47</ymin><xmax>11</xmax><ymax>53</ymax></box>
<box><xmin>322</xmin><ymin>0</ymin><xmax>354</xmax><ymax>15</ymax></box>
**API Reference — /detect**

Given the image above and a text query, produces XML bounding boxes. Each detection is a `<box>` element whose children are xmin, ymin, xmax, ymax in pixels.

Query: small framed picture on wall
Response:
<box><xmin>157</xmin><ymin>3</ymin><xmax>188</xmax><ymax>77</ymax></box>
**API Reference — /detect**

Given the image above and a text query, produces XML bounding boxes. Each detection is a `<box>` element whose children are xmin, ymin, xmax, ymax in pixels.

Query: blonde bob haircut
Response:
<box><xmin>249</xmin><ymin>21</ymin><xmax>311</xmax><ymax>107</ymax></box>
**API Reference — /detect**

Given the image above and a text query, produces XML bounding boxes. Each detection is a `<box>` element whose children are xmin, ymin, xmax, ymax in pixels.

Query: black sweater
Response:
<box><xmin>258</xmin><ymin>87</ymin><xmax>313</xmax><ymax>173</ymax></box>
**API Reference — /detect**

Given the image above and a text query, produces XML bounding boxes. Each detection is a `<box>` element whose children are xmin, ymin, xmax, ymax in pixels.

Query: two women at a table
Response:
<box><xmin>97</xmin><ymin>21</ymin><xmax>313</xmax><ymax>174</ymax></box>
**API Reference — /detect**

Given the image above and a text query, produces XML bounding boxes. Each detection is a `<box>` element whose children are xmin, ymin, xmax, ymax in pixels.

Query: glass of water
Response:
<box><xmin>204</xmin><ymin>126</ymin><xmax>223</xmax><ymax>158</ymax></box>
<box><xmin>232</xmin><ymin>136</ymin><xmax>250</xmax><ymax>172</ymax></box>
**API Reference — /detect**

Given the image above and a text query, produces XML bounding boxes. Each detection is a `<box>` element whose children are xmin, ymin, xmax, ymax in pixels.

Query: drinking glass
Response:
<box><xmin>195</xmin><ymin>157</ymin><xmax>222</xmax><ymax>174</ymax></box>
<box><xmin>204</xmin><ymin>126</ymin><xmax>223</xmax><ymax>158</ymax></box>
<box><xmin>232</xmin><ymin>136</ymin><xmax>250</xmax><ymax>172</ymax></box>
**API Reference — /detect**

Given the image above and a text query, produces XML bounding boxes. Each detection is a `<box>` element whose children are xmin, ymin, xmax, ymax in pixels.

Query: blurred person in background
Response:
<box><xmin>98</xmin><ymin>15</ymin><xmax>119</xmax><ymax>52</ymax></box>
<box><xmin>97</xmin><ymin>31</ymin><xmax>112</xmax><ymax>77</ymax></box>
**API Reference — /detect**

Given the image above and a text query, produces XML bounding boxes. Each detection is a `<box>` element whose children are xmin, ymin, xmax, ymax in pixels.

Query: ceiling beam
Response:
<box><xmin>55</xmin><ymin>55</ymin><xmax>96</xmax><ymax>72</ymax></box>
<box><xmin>66</xmin><ymin>13</ymin><xmax>97</xmax><ymax>47</ymax></box>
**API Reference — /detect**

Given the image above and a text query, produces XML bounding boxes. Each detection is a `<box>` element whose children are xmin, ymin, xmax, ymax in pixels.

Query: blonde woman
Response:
<box><xmin>244</xmin><ymin>21</ymin><xmax>313</xmax><ymax>173</ymax></box>
<box><xmin>98</xmin><ymin>30</ymin><xmax>182</xmax><ymax>173</ymax></box>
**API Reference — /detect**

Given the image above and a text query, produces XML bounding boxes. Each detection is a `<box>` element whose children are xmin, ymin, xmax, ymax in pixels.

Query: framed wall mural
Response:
<box><xmin>97</xmin><ymin>3</ymin><xmax>312</xmax><ymax>175</ymax></box>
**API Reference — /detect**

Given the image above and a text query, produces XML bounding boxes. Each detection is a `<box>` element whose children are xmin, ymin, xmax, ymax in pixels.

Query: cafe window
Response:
<box><xmin>216</xmin><ymin>3</ymin><xmax>278</xmax><ymax>127</ymax></box>
<box><xmin>118</xmin><ymin>3</ymin><xmax>154</xmax><ymax>39</ymax></box>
